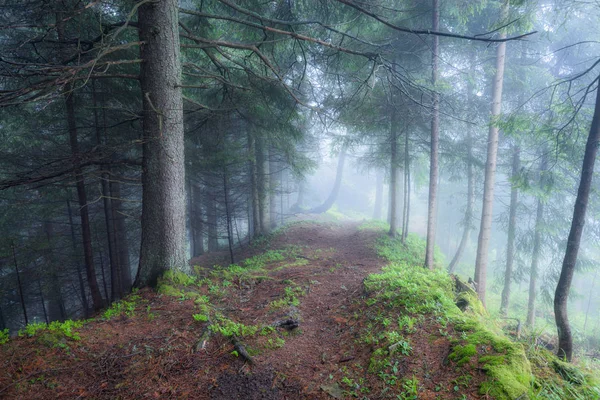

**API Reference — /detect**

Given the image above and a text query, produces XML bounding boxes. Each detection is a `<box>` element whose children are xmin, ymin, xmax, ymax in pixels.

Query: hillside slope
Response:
<box><xmin>0</xmin><ymin>221</ymin><xmax>598</xmax><ymax>399</ymax></box>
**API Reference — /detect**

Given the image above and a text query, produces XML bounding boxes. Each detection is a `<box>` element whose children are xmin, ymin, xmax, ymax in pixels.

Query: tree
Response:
<box><xmin>554</xmin><ymin>78</ymin><xmax>600</xmax><ymax>361</ymax></box>
<box><xmin>473</xmin><ymin>0</ymin><xmax>510</xmax><ymax>306</ymax></box>
<box><xmin>425</xmin><ymin>0</ymin><xmax>441</xmax><ymax>269</ymax></box>
<box><xmin>135</xmin><ymin>0</ymin><xmax>189</xmax><ymax>287</ymax></box>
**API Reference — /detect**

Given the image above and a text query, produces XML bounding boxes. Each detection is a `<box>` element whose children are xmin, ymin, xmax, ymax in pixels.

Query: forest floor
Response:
<box><xmin>0</xmin><ymin>220</ymin><xmax>595</xmax><ymax>399</ymax></box>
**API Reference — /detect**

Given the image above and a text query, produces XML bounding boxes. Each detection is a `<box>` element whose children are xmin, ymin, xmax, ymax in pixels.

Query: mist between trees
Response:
<box><xmin>0</xmin><ymin>0</ymin><xmax>599</xmax><ymax>364</ymax></box>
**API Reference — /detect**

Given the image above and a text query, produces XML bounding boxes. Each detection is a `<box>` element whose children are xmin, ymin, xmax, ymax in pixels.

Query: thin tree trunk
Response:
<box><xmin>97</xmin><ymin>244</ymin><xmax>110</xmax><ymax>302</ymax></box>
<box><xmin>12</xmin><ymin>243</ymin><xmax>28</xmax><ymax>326</ymax></box>
<box><xmin>389</xmin><ymin>113</ymin><xmax>399</xmax><ymax>237</ymax></box>
<box><xmin>247</xmin><ymin>132</ymin><xmax>260</xmax><ymax>236</ymax></box>
<box><xmin>425</xmin><ymin>0</ymin><xmax>440</xmax><ymax>269</ymax></box>
<box><xmin>136</xmin><ymin>0</ymin><xmax>189</xmax><ymax>287</ymax></box>
<box><xmin>555</xmin><ymin>78</ymin><xmax>600</xmax><ymax>362</ymax></box>
<box><xmin>473</xmin><ymin>0</ymin><xmax>509</xmax><ymax>307</ymax></box>
<box><xmin>257</xmin><ymin>137</ymin><xmax>271</xmax><ymax>232</ymax></box>
<box><xmin>448</xmin><ymin>130</ymin><xmax>474</xmax><ymax>273</ymax></box>
<box><xmin>206</xmin><ymin>172</ymin><xmax>219</xmax><ymax>252</ymax></box>
<box><xmin>373</xmin><ymin>170</ymin><xmax>383</xmax><ymax>220</ymax></box>
<box><xmin>37</xmin><ymin>278</ymin><xmax>49</xmax><ymax>325</ymax></box>
<box><xmin>56</xmin><ymin>14</ymin><xmax>104</xmax><ymax>311</ymax></box>
<box><xmin>223</xmin><ymin>170</ymin><xmax>235</xmax><ymax>265</ymax></box>
<box><xmin>500</xmin><ymin>145</ymin><xmax>520</xmax><ymax>315</ymax></box>
<box><xmin>67</xmin><ymin>198</ymin><xmax>89</xmax><ymax>317</ymax></box>
<box><xmin>402</xmin><ymin>131</ymin><xmax>410</xmax><ymax>243</ymax></box>
<box><xmin>526</xmin><ymin>152</ymin><xmax>547</xmax><ymax>327</ymax></box>
<box><xmin>583</xmin><ymin>270</ymin><xmax>598</xmax><ymax>333</ymax></box>
<box><xmin>93</xmin><ymin>81</ymin><xmax>121</xmax><ymax>301</ymax></box>
<box><xmin>309</xmin><ymin>145</ymin><xmax>348</xmax><ymax>214</ymax></box>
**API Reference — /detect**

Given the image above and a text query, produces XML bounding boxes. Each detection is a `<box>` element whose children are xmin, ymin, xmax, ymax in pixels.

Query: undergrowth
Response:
<box><xmin>361</xmin><ymin>228</ymin><xmax>600</xmax><ymax>400</ymax></box>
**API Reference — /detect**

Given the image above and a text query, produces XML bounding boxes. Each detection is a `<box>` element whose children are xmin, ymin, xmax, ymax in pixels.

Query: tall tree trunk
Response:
<box><xmin>448</xmin><ymin>130</ymin><xmax>474</xmax><ymax>273</ymax></box>
<box><xmin>425</xmin><ymin>0</ymin><xmax>440</xmax><ymax>269</ymax></box>
<box><xmin>206</xmin><ymin>174</ymin><xmax>219</xmax><ymax>252</ymax></box>
<box><xmin>389</xmin><ymin>113</ymin><xmax>399</xmax><ymax>237</ymax></box>
<box><xmin>257</xmin><ymin>137</ymin><xmax>271</xmax><ymax>232</ymax></box>
<box><xmin>500</xmin><ymin>145</ymin><xmax>520</xmax><ymax>315</ymax></box>
<box><xmin>402</xmin><ymin>131</ymin><xmax>410</xmax><ymax>243</ymax></box>
<box><xmin>309</xmin><ymin>145</ymin><xmax>348</xmax><ymax>214</ymax></box>
<box><xmin>136</xmin><ymin>0</ymin><xmax>189</xmax><ymax>287</ymax></box>
<box><xmin>473</xmin><ymin>0</ymin><xmax>509</xmax><ymax>307</ymax></box>
<box><xmin>57</xmin><ymin>12</ymin><xmax>104</xmax><ymax>311</ymax></box>
<box><xmin>92</xmin><ymin>80</ymin><xmax>121</xmax><ymax>302</ymax></box>
<box><xmin>526</xmin><ymin>152</ymin><xmax>547</xmax><ymax>327</ymax></box>
<box><xmin>248</xmin><ymin>132</ymin><xmax>260</xmax><ymax>237</ymax></box>
<box><xmin>109</xmin><ymin>180</ymin><xmax>131</xmax><ymax>292</ymax></box>
<box><xmin>223</xmin><ymin>170</ymin><xmax>235</xmax><ymax>265</ymax></box>
<box><xmin>373</xmin><ymin>170</ymin><xmax>383</xmax><ymax>220</ymax></box>
<box><xmin>67</xmin><ymin>198</ymin><xmax>89</xmax><ymax>317</ymax></box>
<box><xmin>12</xmin><ymin>243</ymin><xmax>28</xmax><ymax>326</ymax></box>
<box><xmin>554</xmin><ymin>78</ymin><xmax>600</xmax><ymax>362</ymax></box>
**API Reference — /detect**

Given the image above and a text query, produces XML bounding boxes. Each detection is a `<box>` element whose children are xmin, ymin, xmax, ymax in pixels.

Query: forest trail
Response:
<box><xmin>0</xmin><ymin>221</ymin><xmax>489</xmax><ymax>399</ymax></box>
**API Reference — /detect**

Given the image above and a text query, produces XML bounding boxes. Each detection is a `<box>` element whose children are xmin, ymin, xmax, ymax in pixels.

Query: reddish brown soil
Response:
<box><xmin>0</xmin><ymin>221</ymin><xmax>489</xmax><ymax>399</ymax></box>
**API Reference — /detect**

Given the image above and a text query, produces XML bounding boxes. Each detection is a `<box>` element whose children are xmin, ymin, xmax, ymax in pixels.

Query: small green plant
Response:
<box><xmin>270</xmin><ymin>285</ymin><xmax>305</xmax><ymax>309</ymax></box>
<box><xmin>193</xmin><ymin>313</ymin><xmax>209</xmax><ymax>322</ymax></box>
<box><xmin>103</xmin><ymin>295</ymin><xmax>140</xmax><ymax>320</ymax></box>
<box><xmin>0</xmin><ymin>328</ymin><xmax>9</xmax><ymax>344</ymax></box>
<box><xmin>399</xmin><ymin>376</ymin><xmax>419</xmax><ymax>400</ymax></box>
<box><xmin>266</xmin><ymin>337</ymin><xmax>285</xmax><ymax>349</ymax></box>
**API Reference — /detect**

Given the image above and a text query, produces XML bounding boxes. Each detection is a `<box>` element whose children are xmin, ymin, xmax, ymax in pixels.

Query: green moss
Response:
<box><xmin>456</xmin><ymin>291</ymin><xmax>487</xmax><ymax>316</ymax></box>
<box><xmin>162</xmin><ymin>270</ymin><xmax>197</xmax><ymax>286</ymax></box>
<box><xmin>449</xmin><ymin>344</ymin><xmax>477</xmax><ymax>366</ymax></box>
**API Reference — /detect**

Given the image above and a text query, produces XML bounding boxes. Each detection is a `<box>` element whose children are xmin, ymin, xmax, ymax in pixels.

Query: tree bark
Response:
<box><xmin>373</xmin><ymin>170</ymin><xmax>383</xmax><ymax>220</ymax></box>
<box><xmin>526</xmin><ymin>152</ymin><xmax>547</xmax><ymax>327</ymax></box>
<box><xmin>136</xmin><ymin>0</ymin><xmax>189</xmax><ymax>286</ymax></box>
<box><xmin>448</xmin><ymin>130</ymin><xmax>474</xmax><ymax>273</ymax></box>
<box><xmin>206</xmin><ymin>173</ymin><xmax>219</xmax><ymax>252</ymax></box>
<box><xmin>554</xmin><ymin>78</ymin><xmax>600</xmax><ymax>362</ymax></box>
<box><xmin>425</xmin><ymin>0</ymin><xmax>440</xmax><ymax>269</ymax></box>
<box><xmin>500</xmin><ymin>145</ymin><xmax>520</xmax><ymax>315</ymax></box>
<box><xmin>309</xmin><ymin>145</ymin><xmax>347</xmax><ymax>214</ymax></box>
<box><xmin>473</xmin><ymin>0</ymin><xmax>509</xmax><ymax>307</ymax></box>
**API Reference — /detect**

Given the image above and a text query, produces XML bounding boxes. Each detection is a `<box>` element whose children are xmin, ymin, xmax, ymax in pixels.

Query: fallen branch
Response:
<box><xmin>231</xmin><ymin>335</ymin><xmax>254</xmax><ymax>364</ymax></box>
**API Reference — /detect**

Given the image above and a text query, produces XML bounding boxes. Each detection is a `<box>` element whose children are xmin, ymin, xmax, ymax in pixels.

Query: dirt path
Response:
<box><xmin>208</xmin><ymin>221</ymin><xmax>385</xmax><ymax>399</ymax></box>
